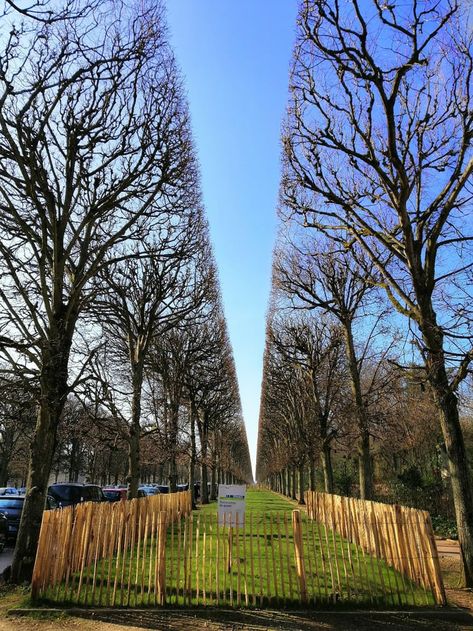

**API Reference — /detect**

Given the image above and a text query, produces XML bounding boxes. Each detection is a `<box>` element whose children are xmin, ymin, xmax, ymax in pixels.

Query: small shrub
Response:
<box><xmin>431</xmin><ymin>515</ymin><xmax>458</xmax><ymax>540</ymax></box>
<box><xmin>397</xmin><ymin>465</ymin><xmax>423</xmax><ymax>490</ymax></box>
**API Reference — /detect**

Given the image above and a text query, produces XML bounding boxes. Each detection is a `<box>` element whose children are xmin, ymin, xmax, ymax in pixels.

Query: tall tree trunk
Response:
<box><xmin>189</xmin><ymin>402</ymin><xmax>197</xmax><ymax>509</ymax></box>
<box><xmin>422</xmin><ymin>318</ymin><xmax>473</xmax><ymax>586</ymax></box>
<box><xmin>291</xmin><ymin>466</ymin><xmax>297</xmax><ymax>500</ymax></box>
<box><xmin>11</xmin><ymin>324</ymin><xmax>72</xmax><ymax>583</ymax></box>
<box><xmin>0</xmin><ymin>457</ymin><xmax>9</xmax><ymax>486</ymax></box>
<box><xmin>298</xmin><ymin>462</ymin><xmax>305</xmax><ymax>505</ymax></box>
<box><xmin>309</xmin><ymin>455</ymin><xmax>316</xmax><ymax>492</ymax></box>
<box><xmin>321</xmin><ymin>444</ymin><xmax>334</xmax><ymax>493</ymax></box>
<box><xmin>127</xmin><ymin>361</ymin><xmax>144</xmax><ymax>499</ymax></box>
<box><xmin>168</xmin><ymin>401</ymin><xmax>180</xmax><ymax>493</ymax></box>
<box><xmin>197</xmin><ymin>414</ymin><xmax>209</xmax><ymax>504</ymax></box>
<box><xmin>281</xmin><ymin>469</ymin><xmax>287</xmax><ymax>496</ymax></box>
<box><xmin>210</xmin><ymin>462</ymin><xmax>217</xmax><ymax>501</ymax></box>
<box><xmin>209</xmin><ymin>433</ymin><xmax>217</xmax><ymax>500</ymax></box>
<box><xmin>201</xmin><ymin>460</ymin><xmax>209</xmax><ymax>504</ymax></box>
<box><xmin>343</xmin><ymin>319</ymin><xmax>373</xmax><ymax>499</ymax></box>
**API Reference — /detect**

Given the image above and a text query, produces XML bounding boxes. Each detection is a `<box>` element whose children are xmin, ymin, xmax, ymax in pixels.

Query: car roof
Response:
<box><xmin>0</xmin><ymin>494</ymin><xmax>25</xmax><ymax>499</ymax></box>
<box><xmin>50</xmin><ymin>483</ymin><xmax>101</xmax><ymax>487</ymax></box>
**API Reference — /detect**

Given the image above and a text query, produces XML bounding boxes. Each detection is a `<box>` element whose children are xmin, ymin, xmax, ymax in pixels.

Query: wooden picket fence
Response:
<box><xmin>305</xmin><ymin>491</ymin><xmax>446</xmax><ymax>605</ymax></box>
<box><xmin>31</xmin><ymin>491</ymin><xmax>191</xmax><ymax>603</ymax></box>
<box><xmin>32</xmin><ymin>502</ymin><xmax>440</xmax><ymax>608</ymax></box>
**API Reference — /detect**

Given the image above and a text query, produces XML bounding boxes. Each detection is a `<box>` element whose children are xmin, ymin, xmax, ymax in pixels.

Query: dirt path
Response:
<box><xmin>1</xmin><ymin>510</ymin><xmax>471</xmax><ymax>629</ymax></box>
<box><xmin>2</xmin><ymin>608</ymin><xmax>473</xmax><ymax>631</ymax></box>
<box><xmin>437</xmin><ymin>539</ymin><xmax>461</xmax><ymax>560</ymax></box>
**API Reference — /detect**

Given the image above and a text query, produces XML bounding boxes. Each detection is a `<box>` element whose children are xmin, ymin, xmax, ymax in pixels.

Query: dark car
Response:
<box><xmin>103</xmin><ymin>487</ymin><xmax>127</xmax><ymax>502</ymax></box>
<box><xmin>102</xmin><ymin>487</ymin><xmax>147</xmax><ymax>501</ymax></box>
<box><xmin>0</xmin><ymin>487</ymin><xmax>19</xmax><ymax>495</ymax></box>
<box><xmin>138</xmin><ymin>485</ymin><xmax>161</xmax><ymax>496</ymax></box>
<box><xmin>48</xmin><ymin>483</ymin><xmax>105</xmax><ymax>507</ymax></box>
<box><xmin>155</xmin><ymin>485</ymin><xmax>169</xmax><ymax>494</ymax></box>
<box><xmin>0</xmin><ymin>495</ymin><xmax>58</xmax><ymax>540</ymax></box>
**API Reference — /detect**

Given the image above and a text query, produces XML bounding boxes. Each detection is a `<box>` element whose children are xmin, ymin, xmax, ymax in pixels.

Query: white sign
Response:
<box><xmin>218</xmin><ymin>484</ymin><xmax>246</xmax><ymax>528</ymax></box>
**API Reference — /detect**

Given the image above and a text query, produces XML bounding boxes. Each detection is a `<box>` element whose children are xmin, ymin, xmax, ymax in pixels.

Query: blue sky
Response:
<box><xmin>166</xmin><ymin>1</ymin><xmax>298</xmax><ymax>474</ymax></box>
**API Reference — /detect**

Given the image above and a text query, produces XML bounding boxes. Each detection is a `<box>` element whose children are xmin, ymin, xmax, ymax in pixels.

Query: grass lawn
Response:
<box><xmin>40</xmin><ymin>488</ymin><xmax>434</xmax><ymax>609</ymax></box>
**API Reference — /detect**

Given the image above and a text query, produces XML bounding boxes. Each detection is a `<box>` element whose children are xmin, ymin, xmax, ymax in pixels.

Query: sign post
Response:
<box><xmin>218</xmin><ymin>484</ymin><xmax>246</xmax><ymax>574</ymax></box>
<box><xmin>218</xmin><ymin>484</ymin><xmax>246</xmax><ymax>528</ymax></box>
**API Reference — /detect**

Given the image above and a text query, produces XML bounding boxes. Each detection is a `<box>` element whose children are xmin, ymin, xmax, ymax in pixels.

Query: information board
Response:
<box><xmin>217</xmin><ymin>484</ymin><xmax>246</xmax><ymax>528</ymax></box>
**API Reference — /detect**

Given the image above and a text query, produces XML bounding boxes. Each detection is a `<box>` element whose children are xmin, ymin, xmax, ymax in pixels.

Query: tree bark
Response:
<box><xmin>198</xmin><ymin>414</ymin><xmax>209</xmax><ymax>504</ymax></box>
<box><xmin>422</xmin><ymin>318</ymin><xmax>473</xmax><ymax>586</ymax></box>
<box><xmin>168</xmin><ymin>401</ymin><xmax>179</xmax><ymax>493</ymax></box>
<box><xmin>11</xmin><ymin>322</ymin><xmax>73</xmax><ymax>583</ymax></box>
<box><xmin>343</xmin><ymin>319</ymin><xmax>373</xmax><ymax>499</ymax></box>
<box><xmin>309</xmin><ymin>455</ymin><xmax>316</xmax><ymax>492</ymax></box>
<box><xmin>210</xmin><ymin>462</ymin><xmax>217</xmax><ymax>501</ymax></box>
<box><xmin>0</xmin><ymin>458</ymin><xmax>9</xmax><ymax>486</ymax></box>
<box><xmin>127</xmin><ymin>361</ymin><xmax>144</xmax><ymax>499</ymax></box>
<box><xmin>291</xmin><ymin>466</ymin><xmax>297</xmax><ymax>500</ymax></box>
<box><xmin>189</xmin><ymin>402</ymin><xmax>197</xmax><ymax>509</ymax></box>
<box><xmin>321</xmin><ymin>444</ymin><xmax>334</xmax><ymax>494</ymax></box>
<box><xmin>201</xmin><ymin>460</ymin><xmax>209</xmax><ymax>504</ymax></box>
<box><xmin>298</xmin><ymin>462</ymin><xmax>305</xmax><ymax>504</ymax></box>
<box><xmin>281</xmin><ymin>469</ymin><xmax>287</xmax><ymax>496</ymax></box>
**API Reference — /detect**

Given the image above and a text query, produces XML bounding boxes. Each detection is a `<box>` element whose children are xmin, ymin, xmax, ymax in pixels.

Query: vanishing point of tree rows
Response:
<box><xmin>0</xmin><ymin>0</ymin><xmax>252</xmax><ymax>583</ymax></box>
<box><xmin>256</xmin><ymin>0</ymin><xmax>473</xmax><ymax>586</ymax></box>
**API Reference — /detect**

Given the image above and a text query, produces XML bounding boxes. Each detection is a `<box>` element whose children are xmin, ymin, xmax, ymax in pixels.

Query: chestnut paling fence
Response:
<box><xmin>305</xmin><ymin>491</ymin><xmax>446</xmax><ymax>605</ymax></box>
<box><xmin>31</xmin><ymin>491</ymin><xmax>192</xmax><ymax>605</ymax></box>
<box><xmin>31</xmin><ymin>491</ymin><xmax>445</xmax><ymax>607</ymax></box>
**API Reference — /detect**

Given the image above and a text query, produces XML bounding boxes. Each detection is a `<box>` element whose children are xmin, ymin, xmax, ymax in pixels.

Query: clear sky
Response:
<box><xmin>166</xmin><ymin>1</ymin><xmax>298</xmax><ymax>475</ymax></box>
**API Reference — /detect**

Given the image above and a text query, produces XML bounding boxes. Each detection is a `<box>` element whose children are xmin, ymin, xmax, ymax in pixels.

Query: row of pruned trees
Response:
<box><xmin>0</xmin><ymin>0</ymin><xmax>251</xmax><ymax>582</ymax></box>
<box><xmin>257</xmin><ymin>0</ymin><xmax>473</xmax><ymax>586</ymax></box>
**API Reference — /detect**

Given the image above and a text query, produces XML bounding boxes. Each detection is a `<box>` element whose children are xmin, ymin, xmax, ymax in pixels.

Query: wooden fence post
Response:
<box><xmin>156</xmin><ymin>510</ymin><xmax>168</xmax><ymax>605</ymax></box>
<box><xmin>423</xmin><ymin>513</ymin><xmax>447</xmax><ymax>605</ymax></box>
<box><xmin>292</xmin><ymin>509</ymin><xmax>307</xmax><ymax>603</ymax></box>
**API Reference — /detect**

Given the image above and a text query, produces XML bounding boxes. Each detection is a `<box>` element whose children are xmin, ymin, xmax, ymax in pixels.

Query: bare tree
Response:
<box><xmin>276</xmin><ymin>238</ymin><xmax>382</xmax><ymax>498</ymax></box>
<box><xmin>283</xmin><ymin>0</ymin><xmax>473</xmax><ymax>583</ymax></box>
<box><xmin>272</xmin><ymin>314</ymin><xmax>347</xmax><ymax>493</ymax></box>
<box><xmin>90</xmin><ymin>213</ymin><xmax>212</xmax><ymax>498</ymax></box>
<box><xmin>0</xmin><ymin>376</ymin><xmax>35</xmax><ymax>485</ymax></box>
<box><xmin>0</xmin><ymin>0</ymin><xmax>196</xmax><ymax>581</ymax></box>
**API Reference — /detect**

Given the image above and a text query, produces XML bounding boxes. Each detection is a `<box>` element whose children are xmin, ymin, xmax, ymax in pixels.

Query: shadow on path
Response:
<box><xmin>66</xmin><ymin>607</ymin><xmax>473</xmax><ymax>630</ymax></box>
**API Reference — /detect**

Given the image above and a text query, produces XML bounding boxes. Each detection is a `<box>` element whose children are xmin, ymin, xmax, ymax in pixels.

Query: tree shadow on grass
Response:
<box><xmin>68</xmin><ymin>607</ymin><xmax>473</xmax><ymax>630</ymax></box>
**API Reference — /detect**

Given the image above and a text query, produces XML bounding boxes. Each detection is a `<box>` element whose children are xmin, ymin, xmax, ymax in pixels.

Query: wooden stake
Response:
<box><xmin>216</xmin><ymin>512</ymin><xmax>221</xmax><ymax>605</ymax></box>
<box><xmin>236</xmin><ymin>513</ymin><xmax>241</xmax><ymax>606</ymax></box>
<box><xmin>256</xmin><ymin>514</ymin><xmax>263</xmax><ymax>607</ymax></box>
<box><xmin>249</xmin><ymin>512</ymin><xmax>256</xmax><ymax>607</ymax></box>
<box><xmin>195</xmin><ymin>513</ymin><xmax>200</xmax><ymax>604</ymax></box>
<box><xmin>292</xmin><ymin>510</ymin><xmax>307</xmax><ymax>604</ymax></box>
<box><xmin>284</xmin><ymin>512</ymin><xmax>294</xmax><ymax>603</ymax></box>
<box><xmin>269</xmin><ymin>513</ymin><xmax>278</xmax><ymax>604</ymax></box>
<box><xmin>276</xmin><ymin>513</ymin><xmax>286</xmax><ymax>603</ymax></box>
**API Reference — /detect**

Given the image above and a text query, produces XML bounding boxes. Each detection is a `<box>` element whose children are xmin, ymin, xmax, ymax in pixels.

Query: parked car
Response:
<box><xmin>155</xmin><ymin>485</ymin><xmax>169</xmax><ymax>494</ymax></box>
<box><xmin>177</xmin><ymin>483</ymin><xmax>189</xmax><ymax>492</ymax></box>
<box><xmin>138</xmin><ymin>485</ymin><xmax>160</xmax><ymax>496</ymax></box>
<box><xmin>102</xmin><ymin>487</ymin><xmax>147</xmax><ymax>501</ymax></box>
<box><xmin>103</xmin><ymin>487</ymin><xmax>127</xmax><ymax>502</ymax></box>
<box><xmin>0</xmin><ymin>495</ymin><xmax>58</xmax><ymax>541</ymax></box>
<box><xmin>48</xmin><ymin>483</ymin><xmax>105</xmax><ymax>507</ymax></box>
<box><xmin>0</xmin><ymin>487</ymin><xmax>19</xmax><ymax>495</ymax></box>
